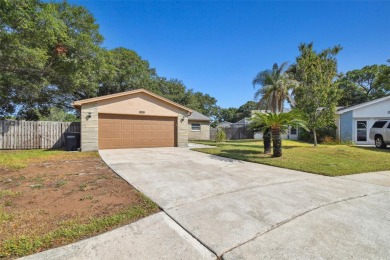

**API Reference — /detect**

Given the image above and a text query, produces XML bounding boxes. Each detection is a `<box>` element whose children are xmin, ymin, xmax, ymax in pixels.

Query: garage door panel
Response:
<box><xmin>100</xmin><ymin>131</ymin><xmax>114</xmax><ymax>138</ymax></box>
<box><xmin>111</xmin><ymin>139</ymin><xmax>123</xmax><ymax>147</ymax></box>
<box><xmin>113</xmin><ymin>123</ymin><xmax>123</xmax><ymax>130</ymax></box>
<box><xmin>122</xmin><ymin>139</ymin><xmax>134</xmax><ymax>147</ymax></box>
<box><xmin>132</xmin><ymin>124</ymin><xmax>148</xmax><ymax>130</ymax></box>
<box><xmin>121</xmin><ymin>121</ymin><xmax>133</xmax><ymax>130</ymax></box>
<box><xmin>150</xmin><ymin>124</ymin><xmax>162</xmax><ymax>130</ymax></box>
<box><xmin>111</xmin><ymin>131</ymin><xmax>122</xmax><ymax>139</ymax></box>
<box><xmin>99</xmin><ymin>140</ymin><xmax>117</xmax><ymax>149</ymax></box>
<box><xmin>132</xmin><ymin>131</ymin><xmax>147</xmax><ymax>138</ymax></box>
<box><xmin>99</xmin><ymin>123</ymin><xmax>113</xmax><ymax>131</ymax></box>
<box><xmin>122</xmin><ymin>131</ymin><xmax>134</xmax><ymax>139</ymax></box>
<box><xmin>98</xmin><ymin>114</ymin><xmax>176</xmax><ymax>149</ymax></box>
<box><xmin>148</xmin><ymin>132</ymin><xmax>162</xmax><ymax>139</ymax></box>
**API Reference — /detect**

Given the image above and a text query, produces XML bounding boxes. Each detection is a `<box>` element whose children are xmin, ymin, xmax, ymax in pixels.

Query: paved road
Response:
<box><xmin>26</xmin><ymin>147</ymin><xmax>390</xmax><ymax>259</ymax></box>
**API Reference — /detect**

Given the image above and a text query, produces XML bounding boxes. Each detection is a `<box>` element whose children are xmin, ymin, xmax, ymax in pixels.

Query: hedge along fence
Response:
<box><xmin>0</xmin><ymin>120</ymin><xmax>80</xmax><ymax>150</ymax></box>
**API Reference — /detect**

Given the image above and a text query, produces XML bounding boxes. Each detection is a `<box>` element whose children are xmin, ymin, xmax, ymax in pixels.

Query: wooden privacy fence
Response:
<box><xmin>0</xmin><ymin>120</ymin><xmax>80</xmax><ymax>150</ymax></box>
<box><xmin>210</xmin><ymin>126</ymin><xmax>254</xmax><ymax>140</ymax></box>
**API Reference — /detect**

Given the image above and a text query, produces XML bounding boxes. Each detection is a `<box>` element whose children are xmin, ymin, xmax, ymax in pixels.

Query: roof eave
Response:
<box><xmin>336</xmin><ymin>95</ymin><xmax>390</xmax><ymax>114</ymax></box>
<box><xmin>72</xmin><ymin>89</ymin><xmax>192</xmax><ymax>113</ymax></box>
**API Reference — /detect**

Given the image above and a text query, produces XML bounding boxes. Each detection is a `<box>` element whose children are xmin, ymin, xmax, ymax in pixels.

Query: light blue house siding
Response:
<box><xmin>340</xmin><ymin>111</ymin><xmax>353</xmax><ymax>142</ymax></box>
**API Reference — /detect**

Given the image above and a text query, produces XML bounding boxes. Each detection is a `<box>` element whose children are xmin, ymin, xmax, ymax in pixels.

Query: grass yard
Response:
<box><xmin>0</xmin><ymin>150</ymin><xmax>159</xmax><ymax>258</ymax></box>
<box><xmin>192</xmin><ymin>140</ymin><xmax>390</xmax><ymax>176</ymax></box>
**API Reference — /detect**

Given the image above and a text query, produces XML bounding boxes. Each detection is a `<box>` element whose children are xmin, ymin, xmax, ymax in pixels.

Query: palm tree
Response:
<box><xmin>252</xmin><ymin>62</ymin><xmax>298</xmax><ymax>113</ymax></box>
<box><xmin>250</xmin><ymin>111</ymin><xmax>308</xmax><ymax>157</ymax></box>
<box><xmin>252</xmin><ymin>62</ymin><xmax>298</xmax><ymax>154</ymax></box>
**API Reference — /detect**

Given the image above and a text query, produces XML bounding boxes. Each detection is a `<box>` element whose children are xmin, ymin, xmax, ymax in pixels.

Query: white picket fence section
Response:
<box><xmin>0</xmin><ymin>120</ymin><xmax>80</xmax><ymax>149</ymax></box>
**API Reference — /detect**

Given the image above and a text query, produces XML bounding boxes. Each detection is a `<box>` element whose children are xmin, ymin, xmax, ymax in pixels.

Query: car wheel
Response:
<box><xmin>375</xmin><ymin>136</ymin><xmax>387</xmax><ymax>149</ymax></box>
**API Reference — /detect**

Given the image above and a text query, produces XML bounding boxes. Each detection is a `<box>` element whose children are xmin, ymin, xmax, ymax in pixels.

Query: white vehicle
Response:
<box><xmin>369</xmin><ymin>120</ymin><xmax>390</xmax><ymax>149</ymax></box>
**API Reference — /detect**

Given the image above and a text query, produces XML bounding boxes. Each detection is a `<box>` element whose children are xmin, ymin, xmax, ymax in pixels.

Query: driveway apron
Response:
<box><xmin>99</xmin><ymin>147</ymin><xmax>390</xmax><ymax>259</ymax></box>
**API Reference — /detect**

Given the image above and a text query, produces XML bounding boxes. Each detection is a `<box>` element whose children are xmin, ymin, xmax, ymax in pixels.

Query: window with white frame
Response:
<box><xmin>290</xmin><ymin>127</ymin><xmax>297</xmax><ymax>135</ymax></box>
<box><xmin>191</xmin><ymin>123</ymin><xmax>201</xmax><ymax>131</ymax></box>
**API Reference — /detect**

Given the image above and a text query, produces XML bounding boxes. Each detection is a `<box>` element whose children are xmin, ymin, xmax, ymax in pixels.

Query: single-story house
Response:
<box><xmin>217</xmin><ymin>121</ymin><xmax>232</xmax><ymax>128</ymax></box>
<box><xmin>253</xmin><ymin>126</ymin><xmax>299</xmax><ymax>141</ymax></box>
<box><xmin>251</xmin><ymin>110</ymin><xmax>299</xmax><ymax>140</ymax></box>
<box><xmin>188</xmin><ymin>111</ymin><xmax>211</xmax><ymax>140</ymax></box>
<box><xmin>336</xmin><ymin>96</ymin><xmax>390</xmax><ymax>145</ymax></box>
<box><xmin>73</xmin><ymin>89</ymin><xmax>204</xmax><ymax>151</ymax></box>
<box><xmin>232</xmin><ymin>117</ymin><xmax>251</xmax><ymax>127</ymax></box>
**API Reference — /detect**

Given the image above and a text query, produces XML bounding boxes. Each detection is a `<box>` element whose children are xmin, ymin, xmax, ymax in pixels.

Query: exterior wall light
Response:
<box><xmin>86</xmin><ymin>112</ymin><xmax>92</xmax><ymax>120</ymax></box>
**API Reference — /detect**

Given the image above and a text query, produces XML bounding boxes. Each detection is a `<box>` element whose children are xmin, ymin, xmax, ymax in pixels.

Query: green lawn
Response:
<box><xmin>192</xmin><ymin>140</ymin><xmax>390</xmax><ymax>176</ymax></box>
<box><xmin>0</xmin><ymin>149</ymin><xmax>98</xmax><ymax>170</ymax></box>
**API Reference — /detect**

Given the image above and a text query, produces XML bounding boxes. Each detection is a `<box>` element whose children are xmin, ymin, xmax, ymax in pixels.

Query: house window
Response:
<box><xmin>290</xmin><ymin>127</ymin><xmax>297</xmax><ymax>135</ymax></box>
<box><xmin>356</xmin><ymin>121</ymin><xmax>367</xmax><ymax>142</ymax></box>
<box><xmin>191</xmin><ymin>123</ymin><xmax>201</xmax><ymax>131</ymax></box>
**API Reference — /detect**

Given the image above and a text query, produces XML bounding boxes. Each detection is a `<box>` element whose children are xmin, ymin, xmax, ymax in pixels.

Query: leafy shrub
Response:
<box><xmin>299</xmin><ymin>125</ymin><xmax>337</xmax><ymax>144</ymax></box>
<box><xmin>216</xmin><ymin>128</ymin><xmax>227</xmax><ymax>142</ymax></box>
<box><xmin>322</xmin><ymin>136</ymin><xmax>340</xmax><ymax>145</ymax></box>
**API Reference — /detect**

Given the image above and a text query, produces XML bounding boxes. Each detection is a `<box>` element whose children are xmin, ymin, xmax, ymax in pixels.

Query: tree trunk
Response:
<box><xmin>313</xmin><ymin>128</ymin><xmax>318</xmax><ymax>146</ymax></box>
<box><xmin>263</xmin><ymin>128</ymin><xmax>271</xmax><ymax>154</ymax></box>
<box><xmin>271</xmin><ymin>127</ymin><xmax>282</xmax><ymax>157</ymax></box>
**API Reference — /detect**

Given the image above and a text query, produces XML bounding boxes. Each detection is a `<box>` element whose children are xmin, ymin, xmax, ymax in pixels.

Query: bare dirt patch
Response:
<box><xmin>0</xmin><ymin>151</ymin><xmax>159</xmax><ymax>258</ymax></box>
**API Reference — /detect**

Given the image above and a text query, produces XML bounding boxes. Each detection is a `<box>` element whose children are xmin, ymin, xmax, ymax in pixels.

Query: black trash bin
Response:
<box><xmin>64</xmin><ymin>132</ymin><xmax>80</xmax><ymax>151</ymax></box>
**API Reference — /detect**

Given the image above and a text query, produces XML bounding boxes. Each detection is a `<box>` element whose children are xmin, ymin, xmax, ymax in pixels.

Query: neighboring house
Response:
<box><xmin>336</xmin><ymin>96</ymin><xmax>390</xmax><ymax>145</ymax></box>
<box><xmin>253</xmin><ymin>127</ymin><xmax>299</xmax><ymax>141</ymax></box>
<box><xmin>232</xmin><ymin>117</ymin><xmax>251</xmax><ymax>127</ymax></box>
<box><xmin>188</xmin><ymin>111</ymin><xmax>211</xmax><ymax>140</ymax></box>
<box><xmin>73</xmin><ymin>89</ymin><xmax>193</xmax><ymax>151</ymax></box>
<box><xmin>251</xmin><ymin>110</ymin><xmax>299</xmax><ymax>140</ymax></box>
<box><xmin>217</xmin><ymin>121</ymin><xmax>232</xmax><ymax>128</ymax></box>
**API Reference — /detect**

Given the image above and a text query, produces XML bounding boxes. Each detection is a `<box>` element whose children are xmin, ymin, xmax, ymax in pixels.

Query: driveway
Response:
<box><xmin>25</xmin><ymin>147</ymin><xmax>390</xmax><ymax>259</ymax></box>
<box><xmin>98</xmin><ymin>147</ymin><xmax>390</xmax><ymax>259</ymax></box>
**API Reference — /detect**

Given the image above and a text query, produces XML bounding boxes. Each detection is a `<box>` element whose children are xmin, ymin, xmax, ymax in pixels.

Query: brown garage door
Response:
<box><xmin>98</xmin><ymin>114</ymin><xmax>176</xmax><ymax>149</ymax></box>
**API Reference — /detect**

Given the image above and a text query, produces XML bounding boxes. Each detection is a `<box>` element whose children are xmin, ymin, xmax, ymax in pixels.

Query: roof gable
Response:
<box><xmin>73</xmin><ymin>89</ymin><xmax>192</xmax><ymax>113</ymax></box>
<box><xmin>188</xmin><ymin>110</ymin><xmax>210</xmax><ymax>121</ymax></box>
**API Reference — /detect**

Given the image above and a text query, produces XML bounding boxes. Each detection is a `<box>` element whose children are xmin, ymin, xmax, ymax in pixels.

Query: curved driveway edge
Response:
<box><xmin>99</xmin><ymin>147</ymin><xmax>390</xmax><ymax>259</ymax></box>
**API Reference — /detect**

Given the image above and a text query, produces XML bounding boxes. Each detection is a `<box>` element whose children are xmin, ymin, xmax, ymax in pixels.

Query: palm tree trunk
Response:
<box><xmin>313</xmin><ymin>128</ymin><xmax>318</xmax><ymax>146</ymax></box>
<box><xmin>263</xmin><ymin>128</ymin><xmax>271</xmax><ymax>154</ymax></box>
<box><xmin>273</xmin><ymin>92</ymin><xmax>277</xmax><ymax>113</ymax></box>
<box><xmin>271</xmin><ymin>127</ymin><xmax>282</xmax><ymax>157</ymax></box>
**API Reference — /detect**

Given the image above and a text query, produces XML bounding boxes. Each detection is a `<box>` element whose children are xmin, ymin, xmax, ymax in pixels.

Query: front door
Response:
<box><xmin>356</xmin><ymin>120</ymin><xmax>367</xmax><ymax>143</ymax></box>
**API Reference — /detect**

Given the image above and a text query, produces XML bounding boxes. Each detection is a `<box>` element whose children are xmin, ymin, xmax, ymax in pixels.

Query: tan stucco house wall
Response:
<box><xmin>73</xmin><ymin>89</ymin><xmax>192</xmax><ymax>151</ymax></box>
<box><xmin>188</xmin><ymin>121</ymin><xmax>210</xmax><ymax>140</ymax></box>
<box><xmin>187</xmin><ymin>111</ymin><xmax>211</xmax><ymax>140</ymax></box>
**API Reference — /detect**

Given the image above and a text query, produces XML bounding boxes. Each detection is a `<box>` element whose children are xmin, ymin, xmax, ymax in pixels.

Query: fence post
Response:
<box><xmin>0</xmin><ymin>121</ymin><xmax>3</xmax><ymax>149</ymax></box>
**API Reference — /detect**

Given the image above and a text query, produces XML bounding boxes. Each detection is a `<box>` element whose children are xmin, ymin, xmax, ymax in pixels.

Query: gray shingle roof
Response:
<box><xmin>188</xmin><ymin>110</ymin><xmax>210</xmax><ymax>121</ymax></box>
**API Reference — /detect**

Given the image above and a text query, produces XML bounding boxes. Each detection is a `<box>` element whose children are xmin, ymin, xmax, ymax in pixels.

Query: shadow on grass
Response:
<box><xmin>350</xmin><ymin>146</ymin><xmax>390</xmax><ymax>154</ymax></box>
<box><xmin>207</xmin><ymin>149</ymin><xmax>275</xmax><ymax>162</ymax></box>
<box><xmin>43</xmin><ymin>148</ymin><xmax>66</xmax><ymax>152</ymax></box>
<box><xmin>215</xmin><ymin>143</ymin><xmax>305</xmax><ymax>150</ymax></box>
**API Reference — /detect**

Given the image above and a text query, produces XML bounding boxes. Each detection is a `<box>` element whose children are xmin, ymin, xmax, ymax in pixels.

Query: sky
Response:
<box><xmin>69</xmin><ymin>0</ymin><xmax>390</xmax><ymax>108</ymax></box>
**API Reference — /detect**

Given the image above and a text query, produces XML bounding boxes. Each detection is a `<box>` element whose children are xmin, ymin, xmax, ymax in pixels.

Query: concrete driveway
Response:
<box><xmin>98</xmin><ymin>147</ymin><xmax>390</xmax><ymax>259</ymax></box>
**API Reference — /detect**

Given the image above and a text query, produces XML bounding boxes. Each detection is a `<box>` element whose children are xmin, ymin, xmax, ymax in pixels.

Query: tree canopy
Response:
<box><xmin>0</xmin><ymin>0</ymin><xmax>104</xmax><ymax>119</ymax></box>
<box><xmin>336</xmin><ymin>64</ymin><xmax>390</xmax><ymax>106</ymax></box>
<box><xmin>0</xmin><ymin>0</ymin><xmax>219</xmax><ymax>120</ymax></box>
<box><xmin>252</xmin><ymin>62</ymin><xmax>297</xmax><ymax>113</ymax></box>
<box><xmin>293</xmin><ymin>43</ymin><xmax>342</xmax><ymax>145</ymax></box>
<box><xmin>2</xmin><ymin>1</ymin><xmax>388</xmax><ymax>127</ymax></box>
